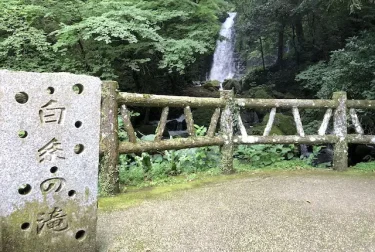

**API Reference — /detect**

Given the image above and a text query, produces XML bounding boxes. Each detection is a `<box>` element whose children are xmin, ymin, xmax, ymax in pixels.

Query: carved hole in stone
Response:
<box><xmin>73</xmin><ymin>84</ymin><xmax>84</xmax><ymax>94</ymax></box>
<box><xmin>18</xmin><ymin>184</ymin><xmax>32</xmax><ymax>195</ymax></box>
<box><xmin>74</xmin><ymin>144</ymin><xmax>84</xmax><ymax>154</ymax></box>
<box><xmin>50</xmin><ymin>166</ymin><xmax>58</xmax><ymax>173</ymax></box>
<box><xmin>47</xmin><ymin>87</ymin><xmax>55</xmax><ymax>94</ymax></box>
<box><xmin>21</xmin><ymin>222</ymin><xmax>30</xmax><ymax>230</ymax></box>
<box><xmin>15</xmin><ymin>92</ymin><xmax>28</xmax><ymax>104</ymax></box>
<box><xmin>75</xmin><ymin>230</ymin><xmax>86</xmax><ymax>241</ymax></box>
<box><xmin>68</xmin><ymin>190</ymin><xmax>76</xmax><ymax>197</ymax></box>
<box><xmin>18</xmin><ymin>130</ymin><xmax>28</xmax><ymax>138</ymax></box>
<box><xmin>75</xmin><ymin>121</ymin><xmax>82</xmax><ymax>128</ymax></box>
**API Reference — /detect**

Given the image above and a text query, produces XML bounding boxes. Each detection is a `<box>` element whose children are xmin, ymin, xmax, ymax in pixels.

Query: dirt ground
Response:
<box><xmin>98</xmin><ymin>171</ymin><xmax>375</xmax><ymax>252</ymax></box>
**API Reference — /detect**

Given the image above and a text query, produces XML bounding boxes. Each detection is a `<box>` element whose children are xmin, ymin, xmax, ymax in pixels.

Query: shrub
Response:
<box><xmin>234</xmin><ymin>144</ymin><xmax>296</xmax><ymax>167</ymax></box>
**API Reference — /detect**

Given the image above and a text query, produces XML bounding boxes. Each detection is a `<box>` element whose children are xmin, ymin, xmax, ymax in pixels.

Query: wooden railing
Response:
<box><xmin>99</xmin><ymin>81</ymin><xmax>375</xmax><ymax>195</ymax></box>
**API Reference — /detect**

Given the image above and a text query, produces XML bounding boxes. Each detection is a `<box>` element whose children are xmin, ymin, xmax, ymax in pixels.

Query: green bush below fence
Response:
<box><xmin>116</xmin><ymin>141</ymin><xmax>335</xmax><ymax>189</ymax></box>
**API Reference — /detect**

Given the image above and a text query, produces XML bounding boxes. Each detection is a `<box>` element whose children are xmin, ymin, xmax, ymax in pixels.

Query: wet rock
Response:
<box><xmin>312</xmin><ymin>147</ymin><xmax>334</xmax><ymax>167</ymax></box>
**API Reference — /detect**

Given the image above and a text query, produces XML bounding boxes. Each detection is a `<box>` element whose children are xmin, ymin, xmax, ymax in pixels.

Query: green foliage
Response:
<box><xmin>352</xmin><ymin>161</ymin><xmax>375</xmax><ymax>171</ymax></box>
<box><xmin>234</xmin><ymin>144</ymin><xmax>296</xmax><ymax>168</ymax></box>
<box><xmin>0</xmin><ymin>0</ymin><xmax>229</xmax><ymax>87</ymax></box>
<box><xmin>297</xmin><ymin>31</ymin><xmax>375</xmax><ymax>99</ymax></box>
<box><xmin>194</xmin><ymin>124</ymin><xmax>208</xmax><ymax>136</ymax></box>
<box><xmin>234</xmin><ymin>0</ymin><xmax>375</xmax><ymax>75</ymax></box>
<box><xmin>241</xmin><ymin>68</ymin><xmax>268</xmax><ymax>90</ymax></box>
<box><xmin>118</xmin><ymin>125</ymin><xmax>221</xmax><ymax>186</ymax></box>
<box><xmin>119</xmin><ymin>146</ymin><xmax>221</xmax><ymax>186</ymax></box>
<box><xmin>302</xmin><ymin>145</ymin><xmax>324</xmax><ymax>166</ymax></box>
<box><xmin>243</xmin><ymin>85</ymin><xmax>274</xmax><ymax>99</ymax></box>
<box><xmin>0</xmin><ymin>0</ymin><xmax>56</xmax><ymax>71</ymax></box>
<box><xmin>118</xmin><ymin>111</ymin><xmax>139</xmax><ymax>141</ymax></box>
<box><xmin>234</xmin><ymin>158</ymin><xmax>313</xmax><ymax>172</ymax></box>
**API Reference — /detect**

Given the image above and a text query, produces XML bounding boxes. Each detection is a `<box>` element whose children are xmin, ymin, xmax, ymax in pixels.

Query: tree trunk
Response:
<box><xmin>295</xmin><ymin>17</ymin><xmax>304</xmax><ymax>63</ymax></box>
<box><xmin>78</xmin><ymin>39</ymin><xmax>90</xmax><ymax>72</ymax></box>
<box><xmin>259</xmin><ymin>37</ymin><xmax>266</xmax><ymax>70</ymax></box>
<box><xmin>292</xmin><ymin>25</ymin><xmax>300</xmax><ymax>65</ymax></box>
<box><xmin>132</xmin><ymin>71</ymin><xmax>141</xmax><ymax>92</ymax></box>
<box><xmin>276</xmin><ymin>24</ymin><xmax>285</xmax><ymax>68</ymax></box>
<box><xmin>295</xmin><ymin>18</ymin><xmax>304</xmax><ymax>47</ymax></box>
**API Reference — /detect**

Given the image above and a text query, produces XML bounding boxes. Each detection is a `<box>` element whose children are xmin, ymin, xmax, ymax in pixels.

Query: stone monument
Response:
<box><xmin>0</xmin><ymin>70</ymin><xmax>101</xmax><ymax>251</ymax></box>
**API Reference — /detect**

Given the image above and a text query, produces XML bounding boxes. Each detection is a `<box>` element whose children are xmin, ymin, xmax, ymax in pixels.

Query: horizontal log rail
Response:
<box><xmin>100</xmin><ymin>83</ymin><xmax>375</xmax><ymax>195</ymax></box>
<box><xmin>119</xmin><ymin>136</ymin><xmax>225</xmax><ymax>154</ymax></box>
<box><xmin>103</xmin><ymin>135</ymin><xmax>375</xmax><ymax>154</ymax></box>
<box><xmin>117</xmin><ymin>92</ymin><xmax>375</xmax><ymax>110</ymax></box>
<box><xmin>347</xmin><ymin>135</ymin><xmax>375</xmax><ymax>144</ymax></box>
<box><xmin>117</xmin><ymin>92</ymin><xmax>224</xmax><ymax>108</ymax></box>
<box><xmin>347</xmin><ymin>100</ymin><xmax>375</xmax><ymax>109</ymax></box>
<box><xmin>234</xmin><ymin>135</ymin><xmax>338</xmax><ymax>145</ymax></box>
<box><xmin>236</xmin><ymin>98</ymin><xmax>338</xmax><ymax>109</ymax></box>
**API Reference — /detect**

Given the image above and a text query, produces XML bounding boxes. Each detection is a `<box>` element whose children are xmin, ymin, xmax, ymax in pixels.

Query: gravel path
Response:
<box><xmin>98</xmin><ymin>172</ymin><xmax>375</xmax><ymax>252</ymax></box>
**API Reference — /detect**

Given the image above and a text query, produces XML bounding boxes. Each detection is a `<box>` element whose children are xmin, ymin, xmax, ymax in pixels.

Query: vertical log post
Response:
<box><xmin>333</xmin><ymin>92</ymin><xmax>348</xmax><ymax>171</ymax></box>
<box><xmin>220</xmin><ymin>90</ymin><xmax>235</xmax><ymax>174</ymax></box>
<box><xmin>100</xmin><ymin>81</ymin><xmax>120</xmax><ymax>195</ymax></box>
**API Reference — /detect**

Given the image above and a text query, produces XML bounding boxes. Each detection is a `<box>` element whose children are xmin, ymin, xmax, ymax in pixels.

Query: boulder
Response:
<box><xmin>202</xmin><ymin>80</ymin><xmax>221</xmax><ymax>90</ymax></box>
<box><xmin>248</xmin><ymin>113</ymin><xmax>296</xmax><ymax>135</ymax></box>
<box><xmin>223</xmin><ymin>79</ymin><xmax>242</xmax><ymax>93</ymax></box>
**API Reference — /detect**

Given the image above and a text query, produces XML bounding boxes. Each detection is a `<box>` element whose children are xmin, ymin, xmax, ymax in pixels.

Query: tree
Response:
<box><xmin>0</xmin><ymin>0</ymin><xmax>230</xmax><ymax>92</ymax></box>
<box><xmin>296</xmin><ymin>31</ymin><xmax>375</xmax><ymax>99</ymax></box>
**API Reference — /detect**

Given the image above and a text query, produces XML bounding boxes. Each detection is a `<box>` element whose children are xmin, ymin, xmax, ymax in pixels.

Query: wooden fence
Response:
<box><xmin>99</xmin><ymin>81</ymin><xmax>375</xmax><ymax>195</ymax></box>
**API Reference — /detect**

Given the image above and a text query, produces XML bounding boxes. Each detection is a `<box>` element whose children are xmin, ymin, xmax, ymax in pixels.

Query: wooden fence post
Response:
<box><xmin>333</xmin><ymin>91</ymin><xmax>348</xmax><ymax>171</ymax></box>
<box><xmin>220</xmin><ymin>90</ymin><xmax>235</xmax><ymax>174</ymax></box>
<box><xmin>100</xmin><ymin>81</ymin><xmax>120</xmax><ymax>195</ymax></box>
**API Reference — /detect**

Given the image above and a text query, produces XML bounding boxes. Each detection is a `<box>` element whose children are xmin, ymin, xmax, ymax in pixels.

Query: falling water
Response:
<box><xmin>209</xmin><ymin>12</ymin><xmax>237</xmax><ymax>88</ymax></box>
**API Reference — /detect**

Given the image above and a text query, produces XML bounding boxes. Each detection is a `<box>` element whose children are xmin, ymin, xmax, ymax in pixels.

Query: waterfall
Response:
<box><xmin>209</xmin><ymin>12</ymin><xmax>237</xmax><ymax>88</ymax></box>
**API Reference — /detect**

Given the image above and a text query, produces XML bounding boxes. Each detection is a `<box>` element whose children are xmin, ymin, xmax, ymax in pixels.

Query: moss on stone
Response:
<box><xmin>202</xmin><ymin>80</ymin><xmax>220</xmax><ymax>89</ymax></box>
<box><xmin>3</xmin><ymin>200</ymin><xmax>97</xmax><ymax>251</ymax></box>
<box><xmin>241</xmin><ymin>68</ymin><xmax>268</xmax><ymax>91</ymax></box>
<box><xmin>254</xmin><ymin>89</ymin><xmax>273</xmax><ymax>99</ymax></box>
<box><xmin>251</xmin><ymin>125</ymin><xmax>284</xmax><ymax>135</ymax></box>
<box><xmin>242</xmin><ymin>85</ymin><xmax>274</xmax><ymax>99</ymax></box>
<box><xmin>249</xmin><ymin>113</ymin><xmax>296</xmax><ymax>135</ymax></box>
<box><xmin>223</xmin><ymin>79</ymin><xmax>242</xmax><ymax>93</ymax></box>
<box><xmin>262</xmin><ymin>113</ymin><xmax>296</xmax><ymax>135</ymax></box>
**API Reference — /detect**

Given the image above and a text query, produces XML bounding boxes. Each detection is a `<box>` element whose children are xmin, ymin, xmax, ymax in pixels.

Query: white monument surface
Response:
<box><xmin>0</xmin><ymin>70</ymin><xmax>101</xmax><ymax>251</ymax></box>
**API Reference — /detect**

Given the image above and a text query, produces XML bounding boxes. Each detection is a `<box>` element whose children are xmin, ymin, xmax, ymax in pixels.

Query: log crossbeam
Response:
<box><xmin>155</xmin><ymin>107</ymin><xmax>169</xmax><ymax>141</ymax></box>
<box><xmin>237</xmin><ymin>113</ymin><xmax>248</xmax><ymax>137</ymax></box>
<box><xmin>184</xmin><ymin>106</ymin><xmax>195</xmax><ymax>136</ymax></box>
<box><xmin>119</xmin><ymin>136</ymin><xmax>224</xmax><ymax>154</ymax></box>
<box><xmin>263</xmin><ymin>108</ymin><xmax>276</xmax><ymax>136</ymax></box>
<box><xmin>120</xmin><ymin>105</ymin><xmax>137</xmax><ymax>143</ymax></box>
<box><xmin>292</xmin><ymin>107</ymin><xmax>305</xmax><ymax>137</ymax></box>
<box><xmin>207</xmin><ymin>108</ymin><xmax>221</xmax><ymax>137</ymax></box>
<box><xmin>318</xmin><ymin>109</ymin><xmax>333</xmax><ymax>136</ymax></box>
<box><xmin>349</xmin><ymin>108</ymin><xmax>364</xmax><ymax>135</ymax></box>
